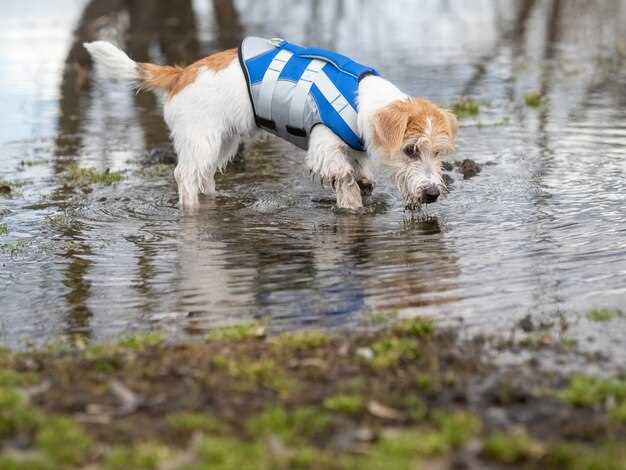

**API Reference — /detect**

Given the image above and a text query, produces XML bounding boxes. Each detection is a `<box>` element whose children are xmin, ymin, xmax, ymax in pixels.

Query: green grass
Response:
<box><xmin>544</xmin><ymin>443</ymin><xmax>626</xmax><ymax>470</ymax></box>
<box><xmin>524</xmin><ymin>91</ymin><xmax>543</xmax><ymax>107</ymax></box>
<box><xmin>451</xmin><ymin>98</ymin><xmax>480</xmax><ymax>117</ymax></box>
<box><xmin>64</xmin><ymin>163</ymin><xmax>123</xmax><ymax>186</ymax></box>
<box><xmin>137</xmin><ymin>163</ymin><xmax>175</xmax><ymax>178</ymax></box>
<box><xmin>0</xmin><ymin>369</ymin><xmax>37</xmax><ymax>387</ymax></box>
<box><xmin>0</xmin><ymin>224</ymin><xmax>8</xmax><ymax>236</ymax></box>
<box><xmin>106</xmin><ymin>442</ymin><xmax>172</xmax><ymax>470</ymax></box>
<box><xmin>35</xmin><ymin>417</ymin><xmax>92</xmax><ymax>466</ymax></box>
<box><xmin>393</xmin><ymin>317</ymin><xmax>435</xmax><ymax>338</ymax></box>
<box><xmin>206</xmin><ymin>323</ymin><xmax>263</xmax><ymax>342</ymax></box>
<box><xmin>323</xmin><ymin>393</ymin><xmax>366</xmax><ymax>415</ymax></box>
<box><xmin>213</xmin><ymin>356</ymin><xmax>296</xmax><ymax>396</ymax></box>
<box><xmin>484</xmin><ymin>430</ymin><xmax>544</xmax><ymax>463</ymax></box>
<box><xmin>271</xmin><ymin>330</ymin><xmax>330</xmax><ymax>353</ymax></box>
<box><xmin>588</xmin><ymin>308</ymin><xmax>623</xmax><ymax>322</ymax></box>
<box><xmin>116</xmin><ymin>332</ymin><xmax>165</xmax><ymax>351</ymax></box>
<box><xmin>0</xmin><ymin>387</ymin><xmax>41</xmax><ymax>439</ymax></box>
<box><xmin>246</xmin><ymin>406</ymin><xmax>333</xmax><ymax>442</ymax></box>
<box><xmin>369</xmin><ymin>337</ymin><xmax>421</xmax><ymax>369</ymax></box>
<box><xmin>420</xmin><ymin>411</ymin><xmax>482</xmax><ymax>455</ymax></box>
<box><xmin>166</xmin><ymin>412</ymin><xmax>224</xmax><ymax>434</ymax></box>
<box><xmin>559</xmin><ymin>375</ymin><xmax>626</xmax><ymax>423</ymax></box>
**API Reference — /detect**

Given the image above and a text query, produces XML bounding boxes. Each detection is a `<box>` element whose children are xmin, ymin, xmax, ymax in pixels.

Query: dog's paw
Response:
<box><xmin>357</xmin><ymin>178</ymin><xmax>374</xmax><ymax>198</ymax></box>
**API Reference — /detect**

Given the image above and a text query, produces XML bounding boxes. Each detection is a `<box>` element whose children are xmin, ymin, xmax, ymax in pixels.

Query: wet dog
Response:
<box><xmin>84</xmin><ymin>39</ymin><xmax>457</xmax><ymax>212</ymax></box>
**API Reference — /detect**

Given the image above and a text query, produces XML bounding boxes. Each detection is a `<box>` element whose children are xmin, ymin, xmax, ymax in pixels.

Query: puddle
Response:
<box><xmin>1</xmin><ymin>0</ymin><xmax>626</xmax><ymax>362</ymax></box>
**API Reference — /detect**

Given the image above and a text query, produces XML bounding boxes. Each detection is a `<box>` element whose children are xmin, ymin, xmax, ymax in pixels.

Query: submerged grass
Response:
<box><xmin>0</xmin><ymin>223</ymin><xmax>8</xmax><ymax>236</ymax></box>
<box><xmin>64</xmin><ymin>164</ymin><xmax>123</xmax><ymax>186</ymax></box>
<box><xmin>524</xmin><ymin>91</ymin><xmax>543</xmax><ymax>107</ymax></box>
<box><xmin>588</xmin><ymin>308</ymin><xmax>623</xmax><ymax>322</ymax></box>
<box><xmin>451</xmin><ymin>98</ymin><xmax>480</xmax><ymax>117</ymax></box>
<box><xmin>0</xmin><ymin>179</ymin><xmax>22</xmax><ymax>197</ymax></box>
<box><xmin>0</xmin><ymin>316</ymin><xmax>622</xmax><ymax>469</ymax></box>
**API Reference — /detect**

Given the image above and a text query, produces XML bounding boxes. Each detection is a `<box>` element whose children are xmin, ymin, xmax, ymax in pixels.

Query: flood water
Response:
<box><xmin>1</xmin><ymin>0</ymin><xmax>626</xmax><ymax>358</ymax></box>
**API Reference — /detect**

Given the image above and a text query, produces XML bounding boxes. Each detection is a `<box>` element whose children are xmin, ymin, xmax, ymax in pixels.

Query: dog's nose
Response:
<box><xmin>422</xmin><ymin>185</ymin><xmax>440</xmax><ymax>204</ymax></box>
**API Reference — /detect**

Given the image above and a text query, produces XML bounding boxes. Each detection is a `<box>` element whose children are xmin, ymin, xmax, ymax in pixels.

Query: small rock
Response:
<box><xmin>518</xmin><ymin>315</ymin><xmax>535</xmax><ymax>333</ymax></box>
<box><xmin>456</xmin><ymin>159</ymin><xmax>481</xmax><ymax>179</ymax></box>
<box><xmin>442</xmin><ymin>161</ymin><xmax>454</xmax><ymax>172</ymax></box>
<box><xmin>355</xmin><ymin>347</ymin><xmax>373</xmax><ymax>360</ymax></box>
<box><xmin>0</xmin><ymin>185</ymin><xmax>12</xmax><ymax>195</ymax></box>
<box><xmin>146</xmin><ymin>143</ymin><xmax>177</xmax><ymax>165</ymax></box>
<box><xmin>353</xmin><ymin>427</ymin><xmax>375</xmax><ymax>442</ymax></box>
<box><xmin>367</xmin><ymin>400</ymin><xmax>404</xmax><ymax>420</ymax></box>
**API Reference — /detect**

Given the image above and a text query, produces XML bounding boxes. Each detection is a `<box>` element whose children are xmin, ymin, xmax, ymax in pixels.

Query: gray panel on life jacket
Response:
<box><xmin>241</xmin><ymin>37</ymin><xmax>322</xmax><ymax>150</ymax></box>
<box><xmin>240</xmin><ymin>37</ymin><xmax>275</xmax><ymax>64</ymax></box>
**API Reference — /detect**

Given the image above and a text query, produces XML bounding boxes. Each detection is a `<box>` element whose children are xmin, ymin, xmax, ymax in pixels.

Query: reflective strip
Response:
<box><xmin>313</xmin><ymin>71</ymin><xmax>360</xmax><ymax>138</ymax></box>
<box><xmin>256</xmin><ymin>50</ymin><xmax>293</xmax><ymax>120</ymax></box>
<box><xmin>287</xmin><ymin>59</ymin><xmax>326</xmax><ymax>133</ymax></box>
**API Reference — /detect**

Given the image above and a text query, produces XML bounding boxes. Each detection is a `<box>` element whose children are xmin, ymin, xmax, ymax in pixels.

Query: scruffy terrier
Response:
<box><xmin>84</xmin><ymin>37</ymin><xmax>457</xmax><ymax>212</ymax></box>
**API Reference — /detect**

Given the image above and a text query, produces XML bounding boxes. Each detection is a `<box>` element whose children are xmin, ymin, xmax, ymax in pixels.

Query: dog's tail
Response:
<box><xmin>83</xmin><ymin>41</ymin><xmax>183</xmax><ymax>93</ymax></box>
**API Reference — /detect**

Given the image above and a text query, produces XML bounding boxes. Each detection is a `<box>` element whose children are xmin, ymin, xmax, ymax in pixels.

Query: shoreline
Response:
<box><xmin>0</xmin><ymin>317</ymin><xmax>624</xmax><ymax>469</ymax></box>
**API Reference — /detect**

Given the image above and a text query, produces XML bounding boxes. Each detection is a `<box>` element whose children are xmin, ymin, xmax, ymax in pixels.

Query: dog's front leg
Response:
<box><xmin>334</xmin><ymin>175</ymin><xmax>364</xmax><ymax>210</ymax></box>
<box><xmin>307</xmin><ymin>126</ymin><xmax>364</xmax><ymax>210</ymax></box>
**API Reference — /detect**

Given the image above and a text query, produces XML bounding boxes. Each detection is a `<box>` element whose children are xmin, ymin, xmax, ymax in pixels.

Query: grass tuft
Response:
<box><xmin>64</xmin><ymin>163</ymin><xmax>123</xmax><ymax>186</ymax></box>
<box><xmin>483</xmin><ymin>429</ymin><xmax>544</xmax><ymax>463</ymax></box>
<box><xmin>271</xmin><ymin>330</ymin><xmax>329</xmax><ymax>353</ymax></box>
<box><xmin>246</xmin><ymin>406</ymin><xmax>333</xmax><ymax>442</ymax></box>
<box><xmin>394</xmin><ymin>317</ymin><xmax>435</xmax><ymax>338</ymax></box>
<box><xmin>0</xmin><ymin>388</ymin><xmax>41</xmax><ymax>439</ymax></box>
<box><xmin>559</xmin><ymin>375</ymin><xmax>626</xmax><ymax>423</ymax></box>
<box><xmin>117</xmin><ymin>332</ymin><xmax>165</xmax><ymax>351</ymax></box>
<box><xmin>0</xmin><ymin>179</ymin><xmax>22</xmax><ymax>197</ymax></box>
<box><xmin>206</xmin><ymin>323</ymin><xmax>263</xmax><ymax>342</ymax></box>
<box><xmin>323</xmin><ymin>394</ymin><xmax>366</xmax><ymax>415</ymax></box>
<box><xmin>369</xmin><ymin>337</ymin><xmax>420</xmax><ymax>369</ymax></box>
<box><xmin>524</xmin><ymin>91</ymin><xmax>543</xmax><ymax>107</ymax></box>
<box><xmin>166</xmin><ymin>412</ymin><xmax>224</xmax><ymax>435</ymax></box>
<box><xmin>35</xmin><ymin>417</ymin><xmax>92</xmax><ymax>466</ymax></box>
<box><xmin>451</xmin><ymin>98</ymin><xmax>480</xmax><ymax>117</ymax></box>
<box><xmin>588</xmin><ymin>308</ymin><xmax>623</xmax><ymax>322</ymax></box>
<box><xmin>0</xmin><ymin>224</ymin><xmax>8</xmax><ymax>236</ymax></box>
<box><xmin>106</xmin><ymin>442</ymin><xmax>172</xmax><ymax>470</ymax></box>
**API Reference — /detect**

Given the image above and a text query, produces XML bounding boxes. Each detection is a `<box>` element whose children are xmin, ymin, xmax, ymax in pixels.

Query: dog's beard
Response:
<box><xmin>392</xmin><ymin>162</ymin><xmax>444</xmax><ymax>209</ymax></box>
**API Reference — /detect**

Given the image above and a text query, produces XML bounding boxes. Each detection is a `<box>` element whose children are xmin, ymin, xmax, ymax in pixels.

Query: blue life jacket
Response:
<box><xmin>238</xmin><ymin>37</ymin><xmax>379</xmax><ymax>151</ymax></box>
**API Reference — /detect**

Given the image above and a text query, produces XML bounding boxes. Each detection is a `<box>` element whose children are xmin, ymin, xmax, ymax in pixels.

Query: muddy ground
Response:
<box><xmin>0</xmin><ymin>316</ymin><xmax>624</xmax><ymax>469</ymax></box>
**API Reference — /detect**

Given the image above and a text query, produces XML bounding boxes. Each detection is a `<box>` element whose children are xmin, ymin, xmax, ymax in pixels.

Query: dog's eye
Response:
<box><xmin>404</xmin><ymin>146</ymin><xmax>420</xmax><ymax>159</ymax></box>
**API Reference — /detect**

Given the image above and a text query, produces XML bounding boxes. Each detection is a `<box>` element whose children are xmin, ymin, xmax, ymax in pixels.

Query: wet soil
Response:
<box><xmin>0</xmin><ymin>319</ymin><xmax>624</xmax><ymax>469</ymax></box>
<box><xmin>2</xmin><ymin>0</ymin><xmax>626</xmax><ymax>365</ymax></box>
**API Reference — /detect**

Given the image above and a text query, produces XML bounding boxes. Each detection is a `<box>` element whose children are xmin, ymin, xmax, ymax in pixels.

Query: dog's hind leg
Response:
<box><xmin>214</xmin><ymin>134</ymin><xmax>241</xmax><ymax>176</ymax></box>
<box><xmin>172</xmin><ymin>131</ymin><xmax>223</xmax><ymax>212</ymax></box>
<box><xmin>307</xmin><ymin>125</ymin><xmax>363</xmax><ymax>210</ymax></box>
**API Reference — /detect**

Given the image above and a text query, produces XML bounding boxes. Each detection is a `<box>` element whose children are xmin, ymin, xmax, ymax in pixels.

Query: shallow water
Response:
<box><xmin>1</xmin><ymin>0</ymin><xmax>626</xmax><ymax>359</ymax></box>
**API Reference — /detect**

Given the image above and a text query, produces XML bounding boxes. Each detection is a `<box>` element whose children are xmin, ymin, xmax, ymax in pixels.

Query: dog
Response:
<box><xmin>84</xmin><ymin>37</ymin><xmax>457</xmax><ymax>212</ymax></box>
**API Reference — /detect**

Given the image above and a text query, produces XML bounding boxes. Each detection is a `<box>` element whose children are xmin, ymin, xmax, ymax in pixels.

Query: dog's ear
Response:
<box><xmin>444</xmin><ymin>110</ymin><xmax>458</xmax><ymax>140</ymax></box>
<box><xmin>373</xmin><ymin>103</ymin><xmax>409</xmax><ymax>152</ymax></box>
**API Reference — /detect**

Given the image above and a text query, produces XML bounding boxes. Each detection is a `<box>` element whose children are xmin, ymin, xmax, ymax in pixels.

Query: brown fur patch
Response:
<box><xmin>373</xmin><ymin>98</ymin><xmax>457</xmax><ymax>153</ymax></box>
<box><xmin>140</xmin><ymin>48</ymin><xmax>237</xmax><ymax>98</ymax></box>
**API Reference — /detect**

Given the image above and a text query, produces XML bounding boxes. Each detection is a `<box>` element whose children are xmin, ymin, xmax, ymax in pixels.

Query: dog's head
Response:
<box><xmin>371</xmin><ymin>98</ymin><xmax>457</xmax><ymax>208</ymax></box>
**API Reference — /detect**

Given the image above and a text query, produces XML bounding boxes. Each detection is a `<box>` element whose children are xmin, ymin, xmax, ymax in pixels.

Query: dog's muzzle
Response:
<box><xmin>421</xmin><ymin>184</ymin><xmax>440</xmax><ymax>204</ymax></box>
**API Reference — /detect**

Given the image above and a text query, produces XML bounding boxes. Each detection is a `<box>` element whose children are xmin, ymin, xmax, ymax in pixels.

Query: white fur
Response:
<box><xmin>83</xmin><ymin>41</ymin><xmax>139</xmax><ymax>81</ymax></box>
<box><xmin>358</xmin><ymin>75</ymin><xmax>408</xmax><ymax>150</ymax></box>
<box><xmin>85</xmin><ymin>41</ymin><xmax>446</xmax><ymax>212</ymax></box>
<box><xmin>164</xmin><ymin>61</ymin><xmax>255</xmax><ymax>207</ymax></box>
